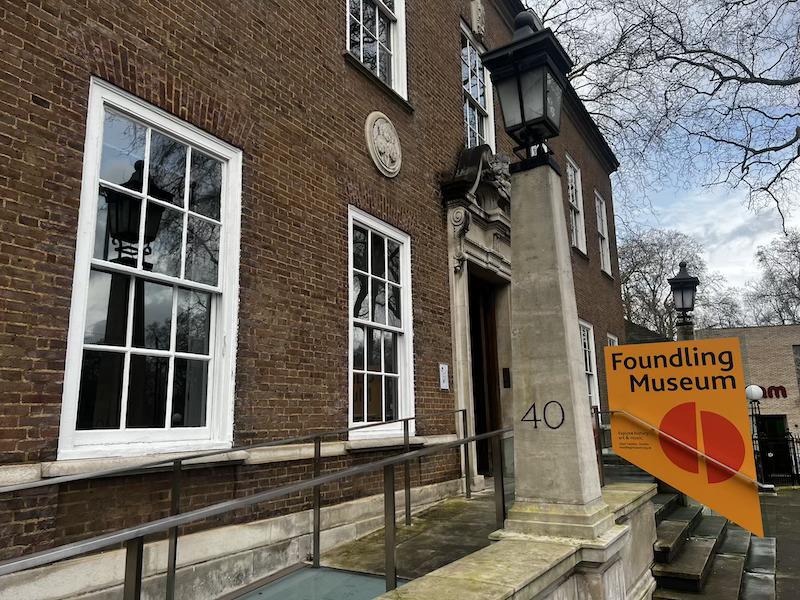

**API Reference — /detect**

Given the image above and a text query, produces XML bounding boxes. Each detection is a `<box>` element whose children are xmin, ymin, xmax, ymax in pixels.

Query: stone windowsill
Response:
<box><xmin>0</xmin><ymin>435</ymin><xmax>458</xmax><ymax>486</ymax></box>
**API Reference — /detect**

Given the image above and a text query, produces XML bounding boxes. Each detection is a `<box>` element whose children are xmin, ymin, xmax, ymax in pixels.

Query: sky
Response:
<box><xmin>633</xmin><ymin>185</ymin><xmax>799</xmax><ymax>291</ymax></box>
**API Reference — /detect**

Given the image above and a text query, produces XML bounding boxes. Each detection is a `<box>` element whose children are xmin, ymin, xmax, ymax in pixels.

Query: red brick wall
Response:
<box><xmin>0</xmin><ymin>0</ymin><xmax>621</xmax><ymax>559</ymax></box>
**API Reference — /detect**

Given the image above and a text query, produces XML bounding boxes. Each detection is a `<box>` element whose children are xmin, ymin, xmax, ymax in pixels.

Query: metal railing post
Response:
<box><xmin>383</xmin><ymin>464</ymin><xmax>397</xmax><ymax>592</ymax></box>
<box><xmin>403</xmin><ymin>420</ymin><xmax>411</xmax><ymax>526</ymax></box>
<box><xmin>123</xmin><ymin>537</ymin><xmax>144</xmax><ymax>600</ymax></box>
<box><xmin>592</xmin><ymin>407</ymin><xmax>605</xmax><ymax>487</ymax></box>
<box><xmin>461</xmin><ymin>409</ymin><xmax>471</xmax><ymax>499</ymax></box>
<box><xmin>492</xmin><ymin>434</ymin><xmax>506</xmax><ymax>530</ymax></box>
<box><xmin>166</xmin><ymin>459</ymin><xmax>182</xmax><ymax>600</ymax></box>
<box><xmin>313</xmin><ymin>435</ymin><xmax>321</xmax><ymax>568</ymax></box>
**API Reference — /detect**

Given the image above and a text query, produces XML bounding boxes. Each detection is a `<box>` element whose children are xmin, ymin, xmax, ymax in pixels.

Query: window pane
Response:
<box><xmin>385</xmin><ymin>376</ymin><xmax>397</xmax><ymax>421</ymax></box>
<box><xmin>172</xmin><ymin>358</ymin><xmax>208</xmax><ymax>427</ymax></box>
<box><xmin>96</xmin><ymin>188</ymin><xmax>142</xmax><ymax>263</ymax></box>
<box><xmin>384</xmin><ymin>331</ymin><xmax>397</xmax><ymax>373</ymax></box>
<box><xmin>100</xmin><ymin>112</ymin><xmax>145</xmax><ymax>190</ymax></box>
<box><xmin>363</xmin><ymin>32</ymin><xmax>377</xmax><ymax>75</ymax></box>
<box><xmin>185</xmin><ymin>216</ymin><xmax>220</xmax><ymax>286</ymax></box>
<box><xmin>84</xmin><ymin>269</ymin><xmax>129</xmax><ymax>346</ymax></box>
<box><xmin>367</xmin><ymin>327</ymin><xmax>381</xmax><ymax>371</ymax></box>
<box><xmin>146</xmin><ymin>203</ymin><xmax>183</xmax><ymax>277</ymax></box>
<box><xmin>149</xmin><ymin>131</ymin><xmax>186</xmax><ymax>206</ymax></box>
<box><xmin>353</xmin><ymin>373</ymin><xmax>365</xmax><ymax>422</ymax></box>
<box><xmin>177</xmin><ymin>289</ymin><xmax>211</xmax><ymax>354</ymax></box>
<box><xmin>127</xmin><ymin>354</ymin><xmax>169</xmax><ymax>428</ymax></box>
<box><xmin>387</xmin><ymin>239</ymin><xmax>400</xmax><ymax>283</ymax></box>
<box><xmin>352</xmin><ymin>273</ymin><xmax>369</xmax><ymax>319</ymax></box>
<box><xmin>363</xmin><ymin>0</ymin><xmax>376</xmax><ymax>34</ymax></box>
<box><xmin>371</xmin><ymin>232</ymin><xmax>385</xmax><ymax>277</ymax></box>
<box><xmin>388</xmin><ymin>284</ymin><xmax>401</xmax><ymax>327</ymax></box>
<box><xmin>379</xmin><ymin>47</ymin><xmax>391</xmax><ymax>86</ymax></box>
<box><xmin>349</xmin><ymin>0</ymin><xmax>360</xmax><ymax>21</ymax></box>
<box><xmin>367</xmin><ymin>374</ymin><xmax>382</xmax><ymax>422</ymax></box>
<box><xmin>378</xmin><ymin>13</ymin><xmax>390</xmax><ymax>47</ymax></box>
<box><xmin>353</xmin><ymin>325</ymin><xmax>365</xmax><ymax>370</ymax></box>
<box><xmin>383</xmin><ymin>0</ymin><xmax>394</xmax><ymax>11</ymax></box>
<box><xmin>189</xmin><ymin>150</ymin><xmax>222</xmax><ymax>220</ymax></box>
<box><xmin>76</xmin><ymin>350</ymin><xmax>123</xmax><ymax>429</ymax></box>
<box><xmin>371</xmin><ymin>278</ymin><xmax>385</xmax><ymax>324</ymax></box>
<box><xmin>349</xmin><ymin>19</ymin><xmax>362</xmax><ymax>60</ymax></box>
<box><xmin>353</xmin><ymin>225</ymin><xmax>368</xmax><ymax>271</ymax></box>
<box><xmin>132</xmin><ymin>279</ymin><xmax>173</xmax><ymax>350</ymax></box>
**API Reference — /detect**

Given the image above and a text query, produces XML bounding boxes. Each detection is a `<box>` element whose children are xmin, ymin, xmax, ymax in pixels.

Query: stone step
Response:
<box><xmin>691</xmin><ymin>516</ymin><xmax>728</xmax><ymax>552</ymax></box>
<box><xmin>745</xmin><ymin>538</ymin><xmax>776</xmax><ymax>575</ymax></box>
<box><xmin>663</xmin><ymin>505</ymin><xmax>704</xmax><ymax>532</ymax></box>
<box><xmin>653</xmin><ymin>493</ymin><xmax>680</xmax><ymax>526</ymax></box>
<box><xmin>653</xmin><ymin>555</ymin><xmax>745</xmax><ymax>599</ymax></box>
<box><xmin>739</xmin><ymin>572</ymin><xmax>776</xmax><ymax>600</ymax></box>
<box><xmin>655</xmin><ymin>519</ymin><xmax>691</xmax><ymax>563</ymax></box>
<box><xmin>718</xmin><ymin>527</ymin><xmax>751</xmax><ymax>556</ymax></box>
<box><xmin>652</xmin><ymin>538</ymin><xmax>716</xmax><ymax>592</ymax></box>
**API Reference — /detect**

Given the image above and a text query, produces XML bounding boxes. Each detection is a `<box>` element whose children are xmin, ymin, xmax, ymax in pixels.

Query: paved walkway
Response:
<box><xmin>321</xmin><ymin>484</ymin><xmax>510</xmax><ymax>580</ymax></box>
<box><xmin>762</xmin><ymin>488</ymin><xmax>800</xmax><ymax>599</ymax></box>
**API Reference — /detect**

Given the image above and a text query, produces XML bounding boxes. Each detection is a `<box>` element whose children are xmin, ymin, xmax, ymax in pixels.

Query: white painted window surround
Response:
<box><xmin>607</xmin><ymin>333</ymin><xmax>619</xmax><ymax>346</ymax></box>
<box><xmin>348</xmin><ymin>207</ymin><xmax>414</xmax><ymax>439</ymax></box>
<box><xmin>565</xmin><ymin>154</ymin><xmax>586</xmax><ymax>253</ymax></box>
<box><xmin>461</xmin><ymin>24</ymin><xmax>496</xmax><ymax>151</ymax></box>
<box><xmin>579</xmin><ymin>320</ymin><xmax>599</xmax><ymax>412</ymax></box>
<box><xmin>58</xmin><ymin>78</ymin><xmax>241</xmax><ymax>460</ymax></box>
<box><xmin>596</xmin><ymin>190</ymin><xmax>611</xmax><ymax>274</ymax></box>
<box><xmin>346</xmin><ymin>0</ymin><xmax>408</xmax><ymax>99</ymax></box>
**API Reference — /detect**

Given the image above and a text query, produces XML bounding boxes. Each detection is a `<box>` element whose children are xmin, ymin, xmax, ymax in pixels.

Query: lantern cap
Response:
<box><xmin>513</xmin><ymin>10</ymin><xmax>543</xmax><ymax>40</ymax></box>
<box><xmin>668</xmin><ymin>261</ymin><xmax>700</xmax><ymax>288</ymax></box>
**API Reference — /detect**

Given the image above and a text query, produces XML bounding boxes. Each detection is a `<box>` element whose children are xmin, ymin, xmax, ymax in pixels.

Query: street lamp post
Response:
<box><xmin>482</xmin><ymin>11</ymin><xmax>614</xmax><ymax>540</ymax></box>
<box><xmin>668</xmin><ymin>261</ymin><xmax>700</xmax><ymax>341</ymax></box>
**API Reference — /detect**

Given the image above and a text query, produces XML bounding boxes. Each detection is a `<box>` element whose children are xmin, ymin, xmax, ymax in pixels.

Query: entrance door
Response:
<box><xmin>468</xmin><ymin>275</ymin><xmax>501</xmax><ymax>476</ymax></box>
<box><xmin>756</xmin><ymin>415</ymin><xmax>797</xmax><ymax>485</ymax></box>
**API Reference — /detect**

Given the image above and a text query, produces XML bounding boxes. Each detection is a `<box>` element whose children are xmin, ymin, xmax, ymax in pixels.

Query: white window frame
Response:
<box><xmin>460</xmin><ymin>23</ymin><xmax>496</xmax><ymax>151</ymax></box>
<box><xmin>348</xmin><ymin>206</ymin><xmax>415</xmax><ymax>439</ymax></box>
<box><xmin>579</xmin><ymin>320</ymin><xmax>600</xmax><ymax>413</ymax></box>
<box><xmin>595</xmin><ymin>190</ymin><xmax>611</xmax><ymax>274</ymax></box>
<box><xmin>346</xmin><ymin>0</ymin><xmax>408</xmax><ymax>99</ymax></box>
<box><xmin>565</xmin><ymin>154</ymin><xmax>586</xmax><ymax>253</ymax></box>
<box><xmin>58</xmin><ymin>78</ymin><xmax>242</xmax><ymax>460</ymax></box>
<box><xmin>607</xmin><ymin>333</ymin><xmax>619</xmax><ymax>346</ymax></box>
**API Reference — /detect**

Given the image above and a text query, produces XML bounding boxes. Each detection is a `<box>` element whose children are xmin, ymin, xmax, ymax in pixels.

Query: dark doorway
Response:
<box><xmin>468</xmin><ymin>274</ymin><xmax>501</xmax><ymax>476</ymax></box>
<box><xmin>756</xmin><ymin>414</ymin><xmax>797</xmax><ymax>485</ymax></box>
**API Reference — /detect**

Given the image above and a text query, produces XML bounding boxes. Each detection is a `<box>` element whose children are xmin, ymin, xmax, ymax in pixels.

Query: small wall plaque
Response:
<box><xmin>365</xmin><ymin>111</ymin><xmax>402</xmax><ymax>178</ymax></box>
<box><xmin>439</xmin><ymin>363</ymin><xmax>450</xmax><ymax>390</ymax></box>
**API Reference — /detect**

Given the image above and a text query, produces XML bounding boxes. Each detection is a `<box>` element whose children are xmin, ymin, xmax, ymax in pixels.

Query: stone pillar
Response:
<box><xmin>676</xmin><ymin>323</ymin><xmax>694</xmax><ymax>341</ymax></box>
<box><xmin>505</xmin><ymin>156</ymin><xmax>614</xmax><ymax>539</ymax></box>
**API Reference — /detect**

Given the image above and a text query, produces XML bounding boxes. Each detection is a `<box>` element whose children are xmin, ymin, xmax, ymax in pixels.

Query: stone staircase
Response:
<box><xmin>651</xmin><ymin>493</ymin><xmax>776</xmax><ymax>599</ymax></box>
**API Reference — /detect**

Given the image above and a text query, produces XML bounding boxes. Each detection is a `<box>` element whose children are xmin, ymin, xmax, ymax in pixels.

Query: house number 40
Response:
<box><xmin>521</xmin><ymin>401</ymin><xmax>565</xmax><ymax>429</ymax></box>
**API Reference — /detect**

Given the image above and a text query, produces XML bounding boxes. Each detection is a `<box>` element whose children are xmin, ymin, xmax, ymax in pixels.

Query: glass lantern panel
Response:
<box><xmin>673</xmin><ymin>287</ymin><xmax>686</xmax><ymax>310</ymax></box>
<box><xmin>495</xmin><ymin>78</ymin><xmax>522</xmax><ymax>129</ymax></box>
<box><xmin>521</xmin><ymin>67</ymin><xmax>544</xmax><ymax>123</ymax></box>
<box><xmin>546</xmin><ymin>72</ymin><xmax>563</xmax><ymax>129</ymax></box>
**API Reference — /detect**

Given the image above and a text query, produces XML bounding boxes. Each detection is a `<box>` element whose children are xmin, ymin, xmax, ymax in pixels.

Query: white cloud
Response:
<box><xmin>636</xmin><ymin>187</ymin><xmax>799</xmax><ymax>289</ymax></box>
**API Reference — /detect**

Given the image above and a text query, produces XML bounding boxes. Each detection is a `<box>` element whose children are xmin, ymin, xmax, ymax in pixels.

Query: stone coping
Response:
<box><xmin>379</xmin><ymin>483</ymin><xmax>658</xmax><ymax>600</ymax></box>
<box><xmin>0</xmin><ymin>435</ymin><xmax>458</xmax><ymax>486</ymax></box>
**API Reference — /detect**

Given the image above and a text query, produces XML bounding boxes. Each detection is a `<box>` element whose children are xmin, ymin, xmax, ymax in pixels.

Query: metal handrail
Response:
<box><xmin>0</xmin><ymin>427</ymin><xmax>513</xmax><ymax>597</ymax></box>
<box><xmin>606</xmin><ymin>409</ymin><xmax>773</xmax><ymax>490</ymax></box>
<box><xmin>0</xmin><ymin>408</ymin><xmax>468</xmax><ymax>494</ymax></box>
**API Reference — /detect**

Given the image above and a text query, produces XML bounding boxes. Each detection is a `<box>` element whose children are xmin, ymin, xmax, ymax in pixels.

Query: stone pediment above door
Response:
<box><xmin>442</xmin><ymin>145</ymin><xmax>512</xmax><ymax>279</ymax></box>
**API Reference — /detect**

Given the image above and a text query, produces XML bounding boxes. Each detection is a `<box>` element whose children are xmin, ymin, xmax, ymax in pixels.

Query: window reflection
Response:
<box><xmin>172</xmin><ymin>359</ymin><xmax>208</xmax><ymax>427</ymax></box>
<box><xmin>77</xmin><ymin>350</ymin><xmax>123</xmax><ymax>429</ymax></box>
<box><xmin>147</xmin><ymin>204</ymin><xmax>183</xmax><ymax>277</ymax></box>
<box><xmin>185</xmin><ymin>216</ymin><xmax>220</xmax><ymax>286</ymax></box>
<box><xmin>127</xmin><ymin>355</ymin><xmax>169</xmax><ymax>428</ymax></box>
<box><xmin>84</xmin><ymin>269</ymin><xmax>129</xmax><ymax>346</ymax></box>
<box><xmin>132</xmin><ymin>280</ymin><xmax>172</xmax><ymax>350</ymax></box>
<box><xmin>177</xmin><ymin>289</ymin><xmax>211</xmax><ymax>354</ymax></box>
<box><xmin>189</xmin><ymin>150</ymin><xmax>222</xmax><ymax>220</ymax></box>
<box><xmin>149</xmin><ymin>131</ymin><xmax>186</xmax><ymax>206</ymax></box>
<box><xmin>100</xmin><ymin>112</ymin><xmax>145</xmax><ymax>189</ymax></box>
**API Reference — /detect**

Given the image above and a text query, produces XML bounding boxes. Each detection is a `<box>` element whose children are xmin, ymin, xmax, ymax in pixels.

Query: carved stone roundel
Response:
<box><xmin>365</xmin><ymin>111</ymin><xmax>402</xmax><ymax>178</ymax></box>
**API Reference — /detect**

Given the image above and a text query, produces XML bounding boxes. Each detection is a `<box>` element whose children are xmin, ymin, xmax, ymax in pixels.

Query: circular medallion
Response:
<box><xmin>365</xmin><ymin>111</ymin><xmax>402</xmax><ymax>178</ymax></box>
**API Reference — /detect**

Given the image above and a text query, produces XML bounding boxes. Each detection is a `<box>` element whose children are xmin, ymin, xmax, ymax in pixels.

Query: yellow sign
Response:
<box><xmin>604</xmin><ymin>338</ymin><xmax>763</xmax><ymax>537</ymax></box>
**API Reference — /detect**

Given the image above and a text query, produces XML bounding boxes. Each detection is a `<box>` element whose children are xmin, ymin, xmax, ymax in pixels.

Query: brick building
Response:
<box><xmin>0</xmin><ymin>0</ymin><xmax>624</xmax><ymax>596</ymax></box>
<box><xmin>696</xmin><ymin>325</ymin><xmax>800</xmax><ymax>435</ymax></box>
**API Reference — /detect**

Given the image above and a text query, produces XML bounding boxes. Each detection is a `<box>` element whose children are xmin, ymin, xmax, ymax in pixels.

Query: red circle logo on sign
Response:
<box><xmin>658</xmin><ymin>402</ymin><xmax>745</xmax><ymax>484</ymax></box>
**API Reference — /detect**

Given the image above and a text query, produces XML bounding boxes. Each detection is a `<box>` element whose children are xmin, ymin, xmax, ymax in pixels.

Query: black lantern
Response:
<box><xmin>104</xmin><ymin>160</ymin><xmax>167</xmax><ymax>264</ymax></box>
<box><xmin>481</xmin><ymin>11</ymin><xmax>573</xmax><ymax>152</ymax></box>
<box><xmin>668</xmin><ymin>261</ymin><xmax>700</xmax><ymax>324</ymax></box>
